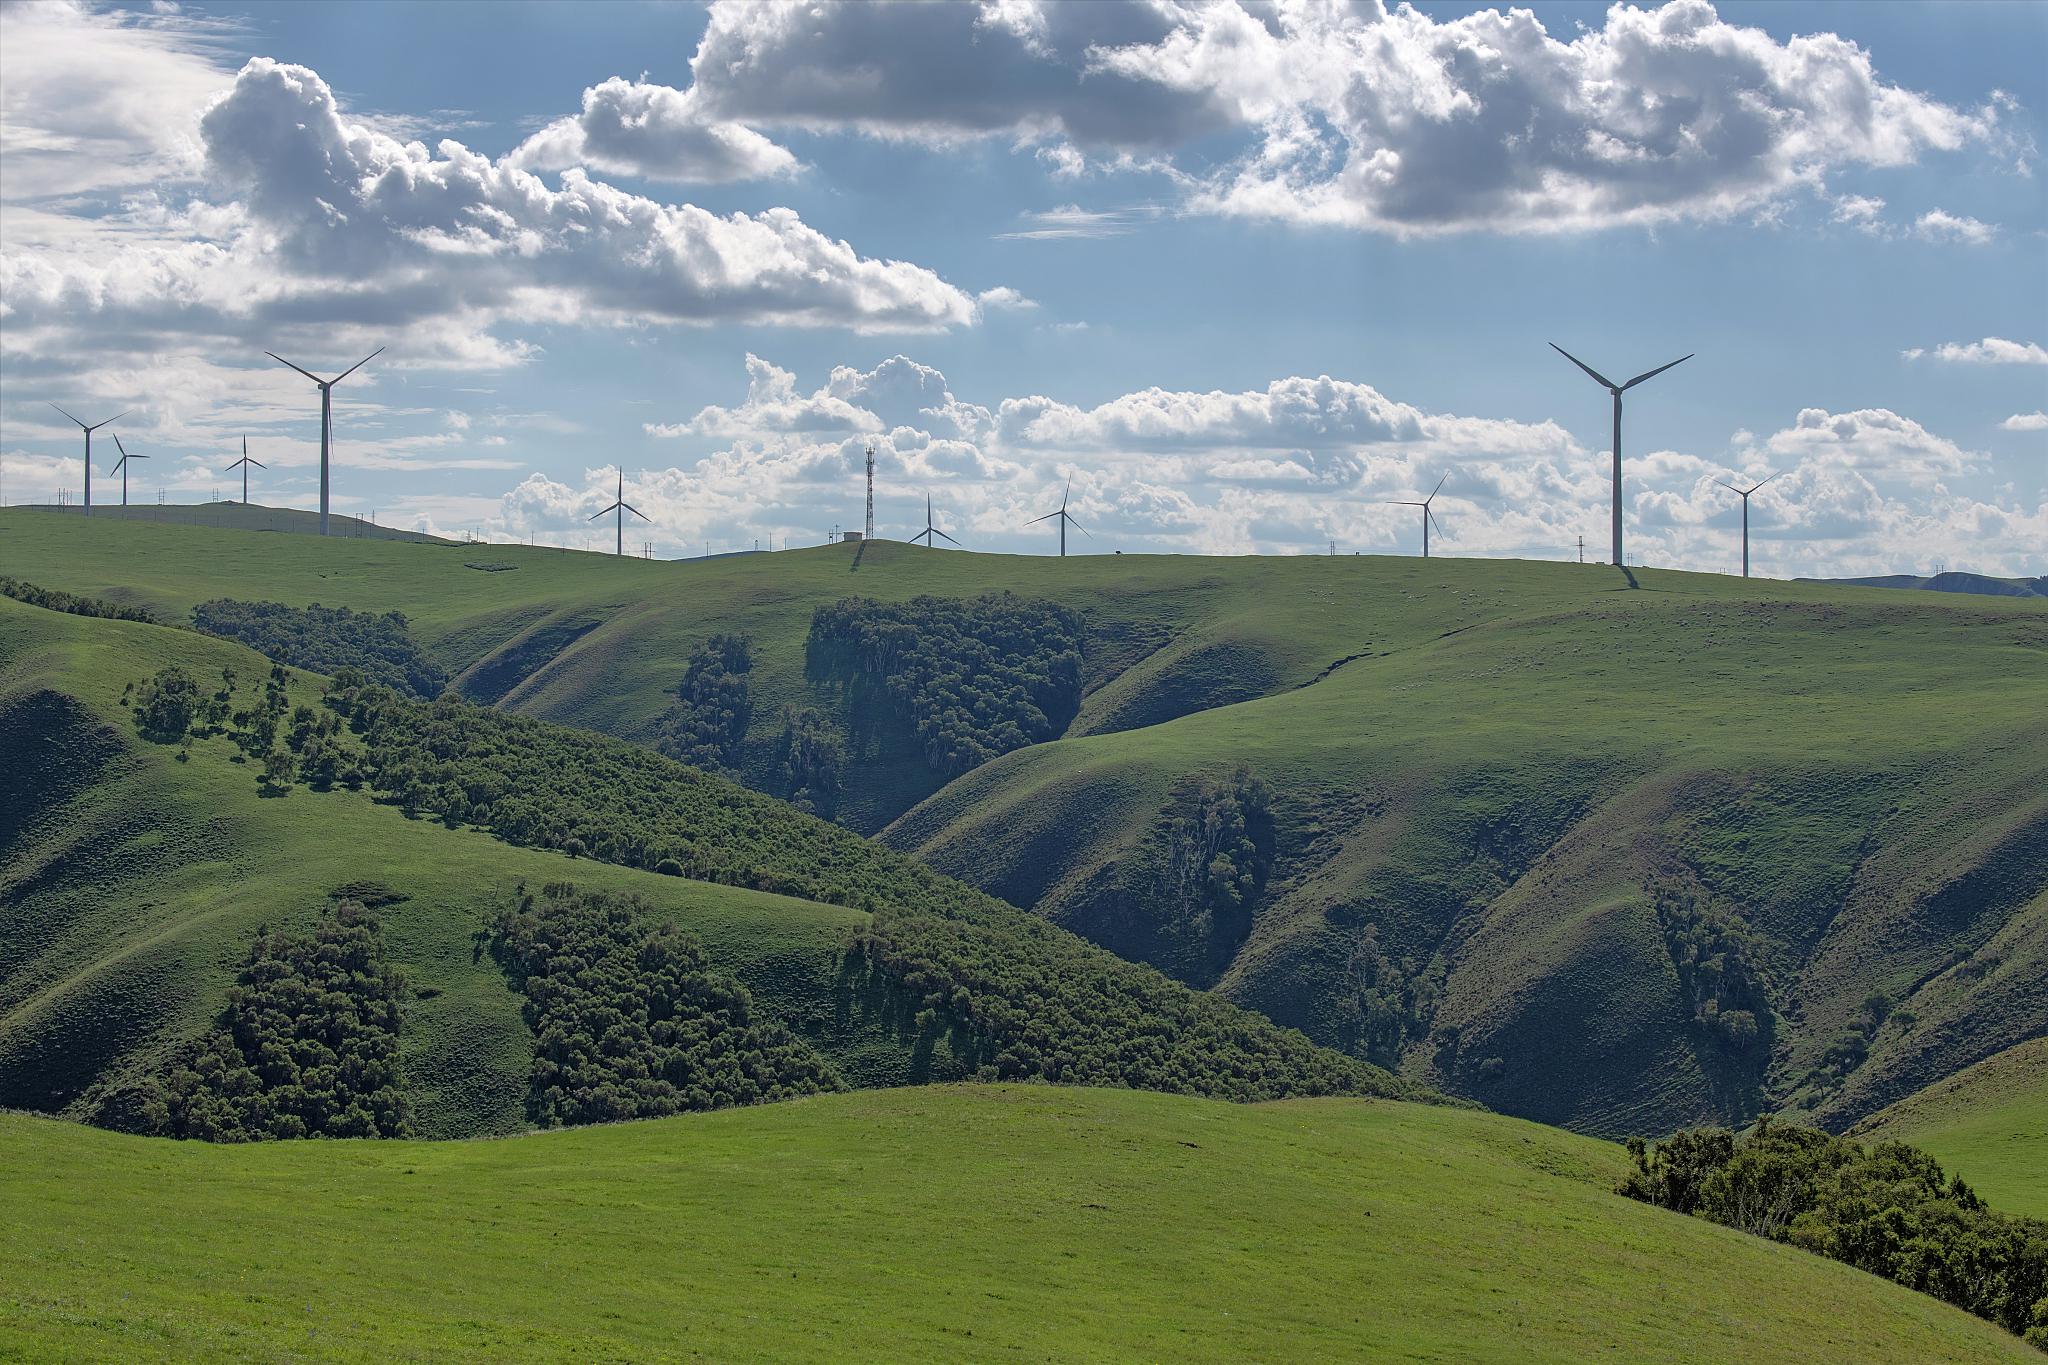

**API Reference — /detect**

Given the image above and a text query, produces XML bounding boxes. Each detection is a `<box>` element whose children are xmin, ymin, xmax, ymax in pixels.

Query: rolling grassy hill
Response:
<box><xmin>6</xmin><ymin>509</ymin><xmax>2043</xmax><ymax>1139</ymax></box>
<box><xmin>1850</xmin><ymin>1036</ymin><xmax>2048</xmax><ymax>1219</ymax></box>
<box><xmin>1</xmin><ymin>1084</ymin><xmax>2034</xmax><ymax>1364</ymax></box>
<box><xmin>0</xmin><ymin>592</ymin><xmax>1397</xmax><ymax>1136</ymax></box>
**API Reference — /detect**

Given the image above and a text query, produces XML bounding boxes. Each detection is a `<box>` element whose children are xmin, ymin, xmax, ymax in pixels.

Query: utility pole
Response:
<box><xmin>864</xmin><ymin>442</ymin><xmax>877</xmax><ymax>541</ymax></box>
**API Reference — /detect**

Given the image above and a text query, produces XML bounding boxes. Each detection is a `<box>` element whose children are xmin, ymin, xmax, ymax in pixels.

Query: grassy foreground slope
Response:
<box><xmin>1851</xmin><ymin>1036</ymin><xmax>2048</xmax><ymax>1219</ymax></box>
<box><xmin>1</xmin><ymin>1086</ymin><xmax>2032</xmax><ymax>1365</ymax></box>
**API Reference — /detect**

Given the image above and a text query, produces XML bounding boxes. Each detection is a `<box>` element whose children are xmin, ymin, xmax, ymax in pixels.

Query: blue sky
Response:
<box><xmin>1</xmin><ymin>0</ymin><xmax>2042</xmax><ymax>574</ymax></box>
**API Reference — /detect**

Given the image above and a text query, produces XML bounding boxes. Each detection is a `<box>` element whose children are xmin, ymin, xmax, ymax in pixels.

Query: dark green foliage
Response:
<box><xmin>1338</xmin><ymin>924</ymin><xmax>1437</xmax><ymax>1069</ymax></box>
<box><xmin>131</xmin><ymin>666</ymin><xmax>200</xmax><ymax>742</ymax></box>
<box><xmin>653</xmin><ymin>633</ymin><xmax>753</xmax><ymax>773</ymax></box>
<box><xmin>1623</xmin><ymin>1118</ymin><xmax>2048</xmax><ymax>1344</ymax></box>
<box><xmin>806</xmin><ymin>593</ymin><xmax>1082</xmax><ymax>777</ymax></box>
<box><xmin>1069</xmin><ymin>767</ymin><xmax>1276</xmax><ymax>985</ymax></box>
<box><xmin>99</xmin><ymin>903</ymin><xmax>410</xmax><ymax>1141</ymax></box>
<box><xmin>775</xmin><ymin>705</ymin><xmax>844</xmax><ymax>817</ymax></box>
<box><xmin>0</xmin><ymin>575</ymin><xmax>159</xmax><ymax>623</ymax></box>
<box><xmin>192</xmin><ymin>598</ymin><xmax>446</xmax><ymax>698</ymax></box>
<box><xmin>313</xmin><ymin>679</ymin><xmax>1397</xmax><ymax>1103</ymax></box>
<box><xmin>489</xmin><ymin>882</ymin><xmax>838</xmax><ymax>1125</ymax></box>
<box><xmin>1650</xmin><ymin>879</ymin><xmax>1774</xmax><ymax>1057</ymax></box>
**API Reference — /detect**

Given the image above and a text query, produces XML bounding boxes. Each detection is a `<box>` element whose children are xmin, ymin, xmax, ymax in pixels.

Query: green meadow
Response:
<box><xmin>1852</xmin><ymin>1036</ymin><xmax>2048</xmax><ymax>1219</ymax></box>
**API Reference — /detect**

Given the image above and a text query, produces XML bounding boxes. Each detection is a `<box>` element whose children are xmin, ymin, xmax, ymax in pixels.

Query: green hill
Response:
<box><xmin>1850</xmin><ymin>1036</ymin><xmax>2048</xmax><ymax>1219</ymax></box>
<box><xmin>6</xmin><ymin>510</ymin><xmax>2044</xmax><ymax>1139</ymax></box>
<box><xmin>16</xmin><ymin>501</ymin><xmax>452</xmax><ymax>543</ymax></box>
<box><xmin>0</xmin><ymin>593</ymin><xmax>1396</xmax><ymax>1136</ymax></box>
<box><xmin>1</xmin><ymin>1084</ymin><xmax>2033</xmax><ymax>1364</ymax></box>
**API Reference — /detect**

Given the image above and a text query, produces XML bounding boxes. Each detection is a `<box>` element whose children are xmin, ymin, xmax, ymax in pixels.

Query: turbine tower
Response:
<box><xmin>1028</xmin><ymin>477</ymin><xmax>1088</xmax><ymax>557</ymax></box>
<box><xmin>864</xmin><ymin>441</ymin><xmax>877</xmax><ymax>541</ymax></box>
<box><xmin>910</xmin><ymin>495</ymin><xmax>959</xmax><ymax>549</ymax></box>
<box><xmin>1549</xmin><ymin>343</ymin><xmax>1693</xmax><ymax>567</ymax></box>
<box><xmin>589</xmin><ymin>467</ymin><xmax>649</xmax><ymax>556</ymax></box>
<box><xmin>1388</xmin><ymin>474</ymin><xmax>1448</xmax><ymax>558</ymax></box>
<box><xmin>226</xmin><ymin>437</ymin><xmax>266</xmax><ymax>506</ymax></box>
<box><xmin>110</xmin><ymin>434</ymin><xmax>148</xmax><ymax>507</ymax></box>
<box><xmin>1714</xmin><ymin>470</ymin><xmax>1782</xmax><ymax>579</ymax></box>
<box><xmin>266</xmin><ymin>346</ymin><xmax>383</xmax><ymax>535</ymax></box>
<box><xmin>48</xmin><ymin>403</ymin><xmax>130</xmax><ymax>518</ymax></box>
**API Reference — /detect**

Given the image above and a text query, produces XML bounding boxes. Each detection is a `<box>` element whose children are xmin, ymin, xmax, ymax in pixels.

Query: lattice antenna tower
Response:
<box><xmin>864</xmin><ymin>442</ymin><xmax>877</xmax><ymax>540</ymax></box>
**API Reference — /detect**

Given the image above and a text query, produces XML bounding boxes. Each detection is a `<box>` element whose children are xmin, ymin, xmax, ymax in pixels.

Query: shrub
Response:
<box><xmin>653</xmin><ymin>633</ymin><xmax>753</xmax><ymax>773</ymax></box>
<box><xmin>132</xmin><ymin>666</ymin><xmax>200</xmax><ymax>742</ymax></box>
<box><xmin>0</xmin><ymin>575</ymin><xmax>159</xmax><ymax>623</ymax></box>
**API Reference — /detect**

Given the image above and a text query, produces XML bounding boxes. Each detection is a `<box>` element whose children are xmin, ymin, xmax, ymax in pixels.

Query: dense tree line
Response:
<box><xmin>1623</xmin><ymin>1118</ymin><xmax>2048</xmax><ymax>1346</ymax></box>
<box><xmin>774</xmin><ymin>705</ymin><xmax>845</xmax><ymax>817</ymax></box>
<box><xmin>653</xmin><ymin>633</ymin><xmax>753</xmax><ymax>773</ymax></box>
<box><xmin>490</xmin><ymin>882</ymin><xmax>839</xmax><ymax>1124</ymax></box>
<box><xmin>1337</xmin><ymin>924</ymin><xmax>1437</xmax><ymax>1070</ymax></box>
<box><xmin>95</xmin><ymin>903</ymin><xmax>411</xmax><ymax>1141</ymax></box>
<box><xmin>302</xmin><ymin>678</ymin><xmax>1398</xmax><ymax>1102</ymax></box>
<box><xmin>192</xmin><ymin>598</ymin><xmax>446</xmax><ymax>698</ymax></box>
<box><xmin>0</xmin><ymin>575</ymin><xmax>159</xmax><ymax>623</ymax></box>
<box><xmin>806</xmin><ymin>593</ymin><xmax>1082</xmax><ymax>777</ymax></box>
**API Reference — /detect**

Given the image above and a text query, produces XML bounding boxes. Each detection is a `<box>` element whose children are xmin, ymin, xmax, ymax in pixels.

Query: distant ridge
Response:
<box><xmin>1807</xmin><ymin>571</ymin><xmax>2045</xmax><ymax>599</ymax></box>
<box><xmin>14</xmin><ymin>501</ymin><xmax>454</xmax><ymax>545</ymax></box>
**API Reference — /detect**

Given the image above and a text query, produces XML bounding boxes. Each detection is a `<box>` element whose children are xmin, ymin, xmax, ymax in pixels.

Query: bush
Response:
<box><xmin>489</xmin><ymin>882</ymin><xmax>839</xmax><ymax>1125</ymax></box>
<box><xmin>775</xmin><ymin>705</ymin><xmax>844</xmax><ymax>816</ymax></box>
<box><xmin>192</xmin><ymin>598</ymin><xmax>446</xmax><ymax>698</ymax></box>
<box><xmin>98</xmin><ymin>903</ymin><xmax>411</xmax><ymax>1141</ymax></box>
<box><xmin>1623</xmin><ymin>1116</ymin><xmax>2048</xmax><ymax>1342</ymax></box>
<box><xmin>132</xmin><ymin>666</ymin><xmax>200</xmax><ymax>742</ymax></box>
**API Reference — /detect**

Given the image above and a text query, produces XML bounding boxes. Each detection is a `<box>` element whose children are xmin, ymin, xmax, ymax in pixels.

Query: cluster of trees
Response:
<box><xmin>1622</xmin><ymin>1118</ymin><xmax>2048</xmax><ymax>1346</ymax></box>
<box><xmin>805</xmin><ymin>594</ymin><xmax>1083</xmax><ymax>777</ymax></box>
<box><xmin>192</xmin><ymin>598</ymin><xmax>447</xmax><ymax>698</ymax></box>
<box><xmin>489</xmin><ymin>882</ymin><xmax>838</xmax><ymax>1125</ymax></box>
<box><xmin>653</xmin><ymin>634</ymin><xmax>753</xmax><ymax>774</ymax></box>
<box><xmin>0</xmin><ymin>575</ymin><xmax>159</xmax><ymax>623</ymax></box>
<box><xmin>1337</xmin><ymin>924</ymin><xmax>1438</xmax><ymax>1069</ymax></box>
<box><xmin>130</xmin><ymin>666</ymin><xmax>201</xmax><ymax>742</ymax></box>
<box><xmin>1651</xmin><ymin>879</ymin><xmax>1774</xmax><ymax>1056</ymax></box>
<box><xmin>95</xmin><ymin>902</ymin><xmax>411</xmax><ymax>1141</ymax></box>
<box><xmin>774</xmin><ymin>705</ymin><xmax>844</xmax><ymax>817</ymax></box>
<box><xmin>307</xmin><ymin>678</ymin><xmax>1393</xmax><ymax>1103</ymax></box>
<box><xmin>1069</xmin><ymin>768</ymin><xmax>1277</xmax><ymax>986</ymax></box>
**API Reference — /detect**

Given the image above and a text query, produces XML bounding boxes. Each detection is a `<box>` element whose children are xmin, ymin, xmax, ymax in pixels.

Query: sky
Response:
<box><xmin>0</xmin><ymin>0</ymin><xmax>2043</xmax><ymax>576</ymax></box>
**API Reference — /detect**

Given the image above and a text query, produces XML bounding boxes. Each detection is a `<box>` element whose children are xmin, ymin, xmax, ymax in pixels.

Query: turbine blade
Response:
<box><xmin>1747</xmin><ymin>470</ymin><xmax>1785</xmax><ymax>495</ymax></box>
<box><xmin>266</xmin><ymin>352</ymin><xmax>325</xmax><ymax>383</ymax></box>
<box><xmin>936</xmin><ymin>528</ymin><xmax>960</xmax><ymax>546</ymax></box>
<box><xmin>251</xmin><ymin>459</ymin><xmax>266</xmax><ymax>469</ymax></box>
<box><xmin>589</xmin><ymin>503</ymin><xmax>622</xmax><ymax>521</ymax></box>
<box><xmin>1027</xmin><ymin>510</ymin><xmax>1059</xmax><ymax>525</ymax></box>
<box><xmin>1549</xmin><ymin>343</ymin><xmax>1616</xmax><ymax>390</ymax></box>
<box><xmin>1389</xmin><ymin>500</ymin><xmax>1425</xmax><ymax>507</ymax></box>
<box><xmin>1621</xmin><ymin>353</ymin><xmax>1693</xmax><ymax>390</ymax></box>
<box><xmin>626</xmin><ymin>503</ymin><xmax>651</xmax><ymax>522</ymax></box>
<box><xmin>89</xmin><ymin>409</ymin><xmax>133</xmax><ymax>431</ymax></box>
<box><xmin>333</xmin><ymin>346</ymin><xmax>385</xmax><ymax>384</ymax></box>
<box><xmin>113</xmin><ymin>433</ymin><xmax>129</xmax><ymax>458</ymax></box>
<box><xmin>1070</xmin><ymin>515</ymin><xmax>1091</xmax><ymax>538</ymax></box>
<box><xmin>49</xmin><ymin>402</ymin><xmax>85</xmax><ymax>427</ymax></box>
<box><xmin>1714</xmin><ymin>479</ymin><xmax>1743</xmax><ymax>495</ymax></box>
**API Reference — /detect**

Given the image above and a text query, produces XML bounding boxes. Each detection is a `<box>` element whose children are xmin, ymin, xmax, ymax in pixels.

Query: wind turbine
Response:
<box><xmin>1389</xmin><ymin>474</ymin><xmax>1448</xmax><ymax>558</ymax></box>
<box><xmin>110</xmin><ymin>434</ymin><xmax>148</xmax><ymax>507</ymax></box>
<box><xmin>1028</xmin><ymin>477</ymin><xmax>1088</xmax><ymax>557</ymax></box>
<box><xmin>589</xmin><ymin>467</ymin><xmax>649</xmax><ymax>556</ymax></box>
<box><xmin>265</xmin><ymin>346</ymin><xmax>382</xmax><ymax>535</ymax></box>
<box><xmin>1714</xmin><ymin>470</ymin><xmax>1782</xmax><ymax>579</ymax></box>
<box><xmin>226</xmin><ymin>437</ymin><xmax>266</xmax><ymax>506</ymax></box>
<box><xmin>48</xmin><ymin>403</ymin><xmax>130</xmax><ymax>517</ymax></box>
<box><xmin>910</xmin><ymin>495</ymin><xmax>959</xmax><ymax>549</ymax></box>
<box><xmin>1549</xmin><ymin>343</ymin><xmax>1693</xmax><ymax>567</ymax></box>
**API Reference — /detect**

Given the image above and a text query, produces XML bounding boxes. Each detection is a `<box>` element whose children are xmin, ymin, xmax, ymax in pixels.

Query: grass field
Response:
<box><xmin>1</xmin><ymin>1084</ymin><xmax>2034</xmax><ymax>1364</ymax></box>
<box><xmin>7</xmin><ymin>509</ymin><xmax>2045</xmax><ymax>1138</ymax></box>
<box><xmin>1850</xmin><ymin>1036</ymin><xmax>2048</xmax><ymax>1219</ymax></box>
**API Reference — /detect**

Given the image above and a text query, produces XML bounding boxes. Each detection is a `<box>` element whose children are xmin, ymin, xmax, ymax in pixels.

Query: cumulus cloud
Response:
<box><xmin>1755</xmin><ymin>407</ymin><xmax>1978</xmax><ymax>484</ymax></box>
<box><xmin>506</xmin><ymin>77</ymin><xmax>797</xmax><ymax>183</ymax></box>
<box><xmin>684</xmin><ymin>0</ymin><xmax>2005</xmax><ymax>237</ymax></box>
<box><xmin>648</xmin><ymin>354</ymin><xmax>880</xmax><ymax>438</ymax></box>
<box><xmin>1902</xmin><ymin>338</ymin><xmax>2048</xmax><ymax>365</ymax></box>
<box><xmin>2001</xmin><ymin>411</ymin><xmax>2048</xmax><ymax>432</ymax></box>
<box><xmin>1911</xmin><ymin>208</ymin><xmax>1997</xmax><ymax>244</ymax></box>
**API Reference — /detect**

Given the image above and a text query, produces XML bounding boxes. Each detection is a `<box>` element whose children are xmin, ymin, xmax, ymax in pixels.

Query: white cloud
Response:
<box><xmin>648</xmin><ymin>354</ymin><xmax>880</xmax><ymax>438</ymax></box>
<box><xmin>1902</xmin><ymin>338</ymin><xmax>2048</xmax><ymax>365</ymax></box>
<box><xmin>1756</xmin><ymin>407</ymin><xmax>1977</xmax><ymax>485</ymax></box>
<box><xmin>1911</xmin><ymin>208</ymin><xmax>1997</xmax><ymax>244</ymax></box>
<box><xmin>995</xmin><ymin>204</ymin><xmax>1162</xmax><ymax>240</ymax></box>
<box><xmin>976</xmin><ymin>286</ymin><xmax>1039</xmax><ymax>311</ymax></box>
<box><xmin>506</xmin><ymin>77</ymin><xmax>797</xmax><ymax>184</ymax></box>
<box><xmin>2001</xmin><ymin>411</ymin><xmax>2048</xmax><ymax>432</ymax></box>
<box><xmin>686</xmin><ymin>0</ymin><xmax>2004</xmax><ymax>237</ymax></box>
